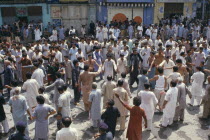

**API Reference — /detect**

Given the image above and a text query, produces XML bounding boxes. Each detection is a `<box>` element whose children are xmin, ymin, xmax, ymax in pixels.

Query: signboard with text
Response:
<box><xmin>52</xmin><ymin>19</ymin><xmax>62</xmax><ymax>27</ymax></box>
<box><xmin>16</xmin><ymin>7</ymin><xmax>27</xmax><ymax>17</ymax></box>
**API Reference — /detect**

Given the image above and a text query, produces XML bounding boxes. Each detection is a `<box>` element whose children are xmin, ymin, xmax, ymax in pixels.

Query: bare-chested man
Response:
<box><xmin>176</xmin><ymin>59</ymin><xmax>187</xmax><ymax>83</ymax></box>
<box><xmin>78</xmin><ymin>64</ymin><xmax>101</xmax><ymax>111</ymax></box>
<box><xmin>154</xmin><ymin>48</ymin><xmax>165</xmax><ymax>74</ymax></box>
<box><xmin>148</xmin><ymin>51</ymin><xmax>156</xmax><ymax>90</ymax></box>
<box><xmin>84</xmin><ymin>54</ymin><xmax>100</xmax><ymax>72</ymax></box>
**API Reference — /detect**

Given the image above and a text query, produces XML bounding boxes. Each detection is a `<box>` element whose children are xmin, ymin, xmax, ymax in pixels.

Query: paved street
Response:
<box><xmin>1</xmin><ymin>77</ymin><xmax>210</xmax><ymax>140</ymax></box>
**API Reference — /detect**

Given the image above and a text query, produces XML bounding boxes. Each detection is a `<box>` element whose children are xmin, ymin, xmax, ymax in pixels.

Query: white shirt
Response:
<box><xmin>58</xmin><ymin>92</ymin><xmax>71</xmax><ymax>117</ymax></box>
<box><xmin>79</xmin><ymin>42</ymin><xmax>87</xmax><ymax>57</ymax></box>
<box><xmin>191</xmin><ymin>71</ymin><xmax>205</xmax><ymax>96</ymax></box>
<box><xmin>69</xmin><ymin>29</ymin><xmax>76</xmax><ymax>35</ymax></box>
<box><xmin>32</xmin><ymin>52</ymin><xmax>42</xmax><ymax>60</ymax></box>
<box><xmin>22</xmin><ymin>79</ymin><xmax>40</xmax><ymax>107</ymax></box>
<box><xmin>75</xmin><ymin>52</ymin><xmax>84</xmax><ymax>59</ymax></box>
<box><xmin>137</xmin><ymin>26</ymin><xmax>143</xmax><ymax>33</ymax></box>
<box><xmin>159</xmin><ymin>59</ymin><xmax>175</xmax><ymax>76</ymax></box>
<box><xmin>31</xmin><ymin>68</ymin><xmax>45</xmax><ymax>86</ymax></box>
<box><xmin>69</xmin><ymin>48</ymin><xmax>78</xmax><ymax>61</ymax></box>
<box><xmin>139</xmin><ymin>90</ymin><xmax>158</xmax><ymax>120</ymax></box>
<box><xmin>56</xmin><ymin>127</ymin><xmax>78</xmax><ymax>140</ymax></box>
<box><xmin>55</xmin><ymin>51</ymin><xmax>62</xmax><ymax>63</ymax></box>
<box><xmin>163</xmin><ymin>87</ymin><xmax>178</xmax><ymax>118</ymax></box>
<box><xmin>117</xmin><ymin>58</ymin><xmax>127</xmax><ymax>74</ymax></box>
<box><xmin>168</xmin><ymin>72</ymin><xmax>181</xmax><ymax>81</ymax></box>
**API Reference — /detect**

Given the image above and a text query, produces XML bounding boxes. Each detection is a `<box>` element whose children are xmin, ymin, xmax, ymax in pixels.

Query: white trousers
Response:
<box><xmin>0</xmin><ymin>119</ymin><xmax>9</xmax><ymax>133</ymax></box>
<box><xmin>147</xmin><ymin>119</ymin><xmax>153</xmax><ymax>130</ymax></box>
<box><xmin>161</xmin><ymin>117</ymin><xmax>173</xmax><ymax>127</ymax></box>
<box><xmin>190</xmin><ymin>95</ymin><xmax>202</xmax><ymax>106</ymax></box>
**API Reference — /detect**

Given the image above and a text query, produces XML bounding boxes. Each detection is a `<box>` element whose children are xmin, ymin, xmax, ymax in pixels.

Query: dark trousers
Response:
<box><xmin>130</xmin><ymin>71</ymin><xmax>139</xmax><ymax>86</ymax></box>
<box><xmin>74</xmin><ymin>87</ymin><xmax>81</xmax><ymax>103</ymax></box>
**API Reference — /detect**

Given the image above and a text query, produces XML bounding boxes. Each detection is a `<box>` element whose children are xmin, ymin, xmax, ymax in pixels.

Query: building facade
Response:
<box><xmin>0</xmin><ymin>0</ymin><xmax>51</xmax><ymax>27</ymax></box>
<box><xmin>49</xmin><ymin>0</ymin><xmax>93</xmax><ymax>33</ymax></box>
<box><xmin>154</xmin><ymin>0</ymin><xmax>196</xmax><ymax>23</ymax></box>
<box><xmin>97</xmin><ymin>0</ymin><xmax>154</xmax><ymax>26</ymax></box>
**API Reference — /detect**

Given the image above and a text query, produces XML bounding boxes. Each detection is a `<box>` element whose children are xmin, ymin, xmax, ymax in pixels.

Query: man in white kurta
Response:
<box><xmin>161</xmin><ymin>81</ymin><xmax>178</xmax><ymax>127</ymax></box>
<box><xmin>159</xmin><ymin>57</ymin><xmax>175</xmax><ymax>89</ymax></box>
<box><xmin>79</xmin><ymin>39</ymin><xmax>87</xmax><ymax>59</ymax></box>
<box><xmin>112</xmin><ymin>80</ymin><xmax>129</xmax><ymax>130</ymax></box>
<box><xmin>58</xmin><ymin>86</ymin><xmax>71</xmax><ymax>117</ymax></box>
<box><xmin>102</xmin><ymin>55</ymin><xmax>117</xmax><ymax>81</ymax></box>
<box><xmin>117</xmin><ymin>54</ymin><xmax>127</xmax><ymax>79</ymax></box>
<box><xmin>69</xmin><ymin>45</ymin><xmax>78</xmax><ymax>62</ymax></box>
<box><xmin>88</xmin><ymin>83</ymin><xmax>101</xmax><ymax>128</ymax></box>
<box><xmin>137</xmin><ymin>24</ymin><xmax>143</xmax><ymax>37</ymax></box>
<box><xmin>190</xmin><ymin>67</ymin><xmax>205</xmax><ymax>106</ymax></box>
<box><xmin>151</xmin><ymin>27</ymin><xmax>158</xmax><ymax>42</ymax></box>
<box><xmin>60</xmin><ymin>41</ymin><xmax>69</xmax><ymax>61</ymax></box>
<box><xmin>56</xmin><ymin>117</ymin><xmax>78</xmax><ymax>140</ymax></box>
<box><xmin>101</xmin><ymin>75</ymin><xmax>116</xmax><ymax>109</ymax></box>
<box><xmin>54</xmin><ymin>47</ymin><xmax>63</xmax><ymax>63</ymax></box>
<box><xmin>141</xmin><ymin>45</ymin><xmax>151</xmax><ymax>69</ymax></box>
<box><xmin>159</xmin><ymin>57</ymin><xmax>175</xmax><ymax>77</ymax></box>
<box><xmin>102</xmin><ymin>26</ymin><xmax>108</xmax><ymax>40</ymax></box>
<box><xmin>139</xmin><ymin>83</ymin><xmax>158</xmax><ymax>130</ymax></box>
<box><xmin>22</xmin><ymin>73</ymin><xmax>40</xmax><ymax>113</ymax></box>
<box><xmin>34</xmin><ymin>27</ymin><xmax>41</xmax><ymax>41</ymax></box>
<box><xmin>31</xmin><ymin>63</ymin><xmax>45</xmax><ymax>87</ymax></box>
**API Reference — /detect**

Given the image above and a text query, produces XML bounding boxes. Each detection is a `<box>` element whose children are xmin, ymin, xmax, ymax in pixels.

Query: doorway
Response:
<box><xmin>18</xmin><ymin>16</ymin><xmax>28</xmax><ymax>28</ymax></box>
<box><xmin>164</xmin><ymin>3</ymin><xmax>184</xmax><ymax>18</ymax></box>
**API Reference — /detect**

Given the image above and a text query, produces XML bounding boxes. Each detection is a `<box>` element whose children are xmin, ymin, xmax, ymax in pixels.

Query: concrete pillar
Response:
<box><xmin>42</xmin><ymin>4</ymin><xmax>51</xmax><ymax>28</ymax></box>
<box><xmin>154</xmin><ymin>2</ymin><xmax>164</xmax><ymax>24</ymax></box>
<box><xmin>88</xmin><ymin>4</ymin><xmax>97</xmax><ymax>24</ymax></box>
<box><xmin>0</xmin><ymin>8</ymin><xmax>3</xmax><ymax>25</ymax></box>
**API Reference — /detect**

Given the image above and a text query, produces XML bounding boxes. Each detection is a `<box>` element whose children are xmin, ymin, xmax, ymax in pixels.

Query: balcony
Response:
<box><xmin>0</xmin><ymin>0</ymin><xmax>46</xmax><ymax>4</ymax></box>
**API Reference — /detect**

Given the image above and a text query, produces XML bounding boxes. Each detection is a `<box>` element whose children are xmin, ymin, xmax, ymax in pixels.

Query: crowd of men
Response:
<box><xmin>0</xmin><ymin>15</ymin><xmax>210</xmax><ymax>140</ymax></box>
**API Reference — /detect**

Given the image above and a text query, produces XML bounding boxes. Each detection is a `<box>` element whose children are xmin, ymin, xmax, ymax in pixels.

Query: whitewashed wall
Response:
<box><xmin>51</xmin><ymin>5</ymin><xmax>89</xmax><ymax>35</ymax></box>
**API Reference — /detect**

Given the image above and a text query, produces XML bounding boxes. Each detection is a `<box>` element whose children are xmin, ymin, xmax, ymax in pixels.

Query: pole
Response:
<box><xmin>202</xmin><ymin>0</ymin><xmax>205</xmax><ymax>20</ymax></box>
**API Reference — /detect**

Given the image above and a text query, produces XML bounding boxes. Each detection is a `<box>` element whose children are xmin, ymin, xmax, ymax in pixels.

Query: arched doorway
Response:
<box><xmin>112</xmin><ymin>13</ymin><xmax>127</xmax><ymax>22</ymax></box>
<box><xmin>134</xmin><ymin>16</ymin><xmax>143</xmax><ymax>24</ymax></box>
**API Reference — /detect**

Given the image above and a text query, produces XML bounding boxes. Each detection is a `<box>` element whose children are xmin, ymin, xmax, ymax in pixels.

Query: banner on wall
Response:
<box><xmin>51</xmin><ymin>6</ymin><xmax>61</xmax><ymax>18</ymax></box>
<box><xmin>16</xmin><ymin>7</ymin><xmax>28</xmax><ymax>17</ymax></box>
<box><xmin>52</xmin><ymin>19</ymin><xmax>62</xmax><ymax>27</ymax></box>
<box><xmin>159</xmin><ymin>7</ymin><xmax>164</xmax><ymax>13</ymax></box>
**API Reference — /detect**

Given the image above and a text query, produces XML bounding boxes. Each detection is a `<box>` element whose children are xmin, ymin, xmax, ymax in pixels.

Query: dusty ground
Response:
<box><xmin>1</xmin><ymin>77</ymin><xmax>210</xmax><ymax>140</ymax></box>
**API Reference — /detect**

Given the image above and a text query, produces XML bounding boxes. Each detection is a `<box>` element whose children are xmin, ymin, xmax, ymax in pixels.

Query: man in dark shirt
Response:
<box><xmin>72</xmin><ymin>60</ymin><xmax>81</xmax><ymax>105</ymax></box>
<box><xmin>0</xmin><ymin>92</ymin><xmax>9</xmax><ymax>134</ymax></box>
<box><xmin>0</xmin><ymin>60</ymin><xmax>14</xmax><ymax>99</ymax></box>
<box><xmin>94</xmin><ymin>122</ymin><xmax>113</xmax><ymax>140</ymax></box>
<box><xmin>185</xmin><ymin>50</ymin><xmax>193</xmax><ymax>84</ymax></box>
<box><xmin>101</xmin><ymin>99</ymin><xmax>120</xmax><ymax>137</ymax></box>
<box><xmin>89</xmin><ymin>21</ymin><xmax>95</xmax><ymax>36</ymax></box>
<box><xmin>8</xmin><ymin>121</ymin><xmax>30</xmax><ymax>140</ymax></box>
<box><xmin>129</xmin><ymin>49</ymin><xmax>143</xmax><ymax>87</ymax></box>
